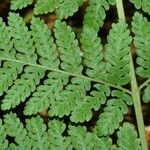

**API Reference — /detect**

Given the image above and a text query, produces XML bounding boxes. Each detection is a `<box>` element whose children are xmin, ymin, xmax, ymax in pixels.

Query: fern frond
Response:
<box><xmin>70</xmin><ymin>84</ymin><xmax>110</xmax><ymax>122</ymax></box>
<box><xmin>34</xmin><ymin>0</ymin><xmax>57</xmax><ymax>15</ymax></box>
<box><xmin>0</xmin><ymin>62</ymin><xmax>22</xmax><ymax>96</ymax></box>
<box><xmin>55</xmin><ymin>0</ymin><xmax>83</xmax><ymax>19</ymax></box>
<box><xmin>1</xmin><ymin>14</ymin><xmax>44</xmax><ymax>109</ymax></box>
<box><xmin>54</xmin><ymin>20</ymin><xmax>82</xmax><ymax>74</ymax></box>
<box><xmin>31</xmin><ymin>17</ymin><xmax>59</xmax><ymax>68</ymax></box>
<box><xmin>143</xmin><ymin>84</ymin><xmax>150</xmax><ymax>103</ymax></box>
<box><xmin>105</xmin><ymin>20</ymin><xmax>131</xmax><ymax>85</ymax></box>
<box><xmin>0</xmin><ymin>18</ymin><xmax>14</xmax><ymax>58</ymax></box>
<box><xmin>68</xmin><ymin>125</ymin><xmax>113</xmax><ymax>150</ymax></box>
<box><xmin>49</xmin><ymin>80</ymin><xmax>109</xmax><ymax>123</ymax></box>
<box><xmin>90</xmin><ymin>84</ymin><xmax>111</xmax><ymax>110</ymax></box>
<box><xmin>81</xmin><ymin>27</ymin><xmax>105</xmax><ymax>79</ymax></box>
<box><xmin>8</xmin><ymin>141</ymin><xmax>31</xmax><ymax>150</ymax></box>
<box><xmin>8</xmin><ymin>13</ymin><xmax>37</xmax><ymax>63</ymax></box>
<box><xmin>26</xmin><ymin>116</ymin><xmax>49</xmax><ymax>150</ymax></box>
<box><xmin>24</xmin><ymin>72</ymin><xmax>69</xmax><ymax>115</ymax></box>
<box><xmin>48</xmin><ymin>77</ymin><xmax>91</xmax><ymax>121</ymax></box>
<box><xmin>48</xmin><ymin>120</ymin><xmax>72</xmax><ymax>150</ymax></box>
<box><xmin>132</xmin><ymin>12</ymin><xmax>150</xmax><ymax>78</ymax></box>
<box><xmin>95</xmin><ymin>90</ymin><xmax>133</xmax><ymax>136</ymax></box>
<box><xmin>0</xmin><ymin>18</ymin><xmax>22</xmax><ymax>95</ymax></box>
<box><xmin>34</xmin><ymin>0</ymin><xmax>83</xmax><ymax>19</ymax></box>
<box><xmin>83</xmin><ymin>0</ymin><xmax>109</xmax><ymax>31</ymax></box>
<box><xmin>108</xmin><ymin>0</ymin><xmax>116</xmax><ymax>5</ymax></box>
<box><xmin>1</xmin><ymin>66</ymin><xmax>45</xmax><ymax>110</ymax></box>
<box><xmin>117</xmin><ymin>122</ymin><xmax>142</xmax><ymax>150</ymax></box>
<box><xmin>129</xmin><ymin>0</ymin><xmax>150</xmax><ymax>14</ymax></box>
<box><xmin>11</xmin><ymin>0</ymin><xmax>33</xmax><ymax>10</ymax></box>
<box><xmin>4</xmin><ymin>113</ymin><xmax>28</xmax><ymax>147</ymax></box>
<box><xmin>0</xmin><ymin>119</ymin><xmax>8</xmax><ymax>150</ymax></box>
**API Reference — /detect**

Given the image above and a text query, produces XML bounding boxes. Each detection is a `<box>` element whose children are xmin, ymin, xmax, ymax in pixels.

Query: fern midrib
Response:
<box><xmin>139</xmin><ymin>78</ymin><xmax>150</xmax><ymax>91</ymax></box>
<box><xmin>0</xmin><ymin>56</ymin><xmax>131</xmax><ymax>95</ymax></box>
<box><xmin>129</xmin><ymin>52</ymin><xmax>148</xmax><ymax>150</ymax></box>
<box><xmin>116</xmin><ymin>0</ymin><xmax>148</xmax><ymax>149</ymax></box>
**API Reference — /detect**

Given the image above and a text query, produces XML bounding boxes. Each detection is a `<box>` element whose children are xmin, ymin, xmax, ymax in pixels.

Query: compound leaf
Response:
<box><xmin>95</xmin><ymin>90</ymin><xmax>133</xmax><ymax>136</ymax></box>
<box><xmin>11</xmin><ymin>0</ymin><xmax>33</xmax><ymax>10</ymax></box>
<box><xmin>34</xmin><ymin>0</ymin><xmax>83</xmax><ymax>19</ymax></box>
<box><xmin>48</xmin><ymin>120</ymin><xmax>72</xmax><ymax>150</ymax></box>
<box><xmin>31</xmin><ymin>17</ymin><xmax>59</xmax><ymax>68</ymax></box>
<box><xmin>81</xmin><ymin>27</ymin><xmax>105</xmax><ymax>79</ymax></box>
<box><xmin>143</xmin><ymin>84</ymin><xmax>150</xmax><ymax>103</ymax></box>
<box><xmin>132</xmin><ymin>12</ymin><xmax>150</xmax><ymax>78</ymax></box>
<box><xmin>69</xmin><ymin>125</ymin><xmax>113</xmax><ymax>150</ymax></box>
<box><xmin>54</xmin><ymin>20</ymin><xmax>82</xmax><ymax>74</ymax></box>
<box><xmin>26</xmin><ymin>116</ymin><xmax>49</xmax><ymax>150</ymax></box>
<box><xmin>105</xmin><ymin>20</ymin><xmax>131</xmax><ymax>85</ymax></box>
<box><xmin>4</xmin><ymin>113</ymin><xmax>27</xmax><ymax>146</ymax></box>
<box><xmin>0</xmin><ymin>119</ymin><xmax>8</xmax><ymax>150</ymax></box>
<box><xmin>24</xmin><ymin>72</ymin><xmax>68</xmax><ymax>115</ymax></box>
<box><xmin>117</xmin><ymin>122</ymin><xmax>142</xmax><ymax>150</ymax></box>
<box><xmin>0</xmin><ymin>18</ymin><xmax>22</xmax><ymax>96</ymax></box>
<box><xmin>1</xmin><ymin>66</ymin><xmax>45</xmax><ymax>110</ymax></box>
<box><xmin>129</xmin><ymin>0</ymin><xmax>150</xmax><ymax>14</ymax></box>
<box><xmin>8</xmin><ymin>13</ymin><xmax>36</xmax><ymax>63</ymax></box>
<box><xmin>83</xmin><ymin>0</ymin><xmax>110</xmax><ymax>31</ymax></box>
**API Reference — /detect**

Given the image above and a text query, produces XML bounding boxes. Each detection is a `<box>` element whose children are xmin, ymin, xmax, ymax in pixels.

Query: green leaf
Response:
<box><xmin>132</xmin><ymin>12</ymin><xmax>150</xmax><ymax>78</ymax></box>
<box><xmin>11</xmin><ymin>0</ymin><xmax>33</xmax><ymax>10</ymax></box>
<box><xmin>54</xmin><ymin>20</ymin><xmax>82</xmax><ymax>74</ymax></box>
<box><xmin>95</xmin><ymin>90</ymin><xmax>133</xmax><ymax>136</ymax></box>
<box><xmin>24</xmin><ymin>72</ymin><xmax>69</xmax><ymax>115</ymax></box>
<box><xmin>48</xmin><ymin>120</ymin><xmax>72</xmax><ymax>150</ymax></box>
<box><xmin>143</xmin><ymin>84</ymin><xmax>150</xmax><ymax>103</ymax></box>
<box><xmin>81</xmin><ymin>27</ymin><xmax>105</xmax><ymax>79</ymax></box>
<box><xmin>83</xmin><ymin>0</ymin><xmax>109</xmax><ymax>31</ymax></box>
<box><xmin>0</xmin><ymin>18</ymin><xmax>22</xmax><ymax>96</ymax></box>
<box><xmin>4</xmin><ymin>113</ymin><xmax>29</xmax><ymax>148</ymax></box>
<box><xmin>105</xmin><ymin>20</ymin><xmax>131</xmax><ymax>85</ymax></box>
<box><xmin>34</xmin><ymin>0</ymin><xmax>83</xmax><ymax>19</ymax></box>
<box><xmin>129</xmin><ymin>0</ymin><xmax>150</xmax><ymax>14</ymax></box>
<box><xmin>70</xmin><ymin>84</ymin><xmax>110</xmax><ymax>122</ymax></box>
<box><xmin>48</xmin><ymin>77</ymin><xmax>90</xmax><ymax>120</ymax></box>
<box><xmin>0</xmin><ymin>62</ymin><xmax>22</xmax><ymax>96</ymax></box>
<box><xmin>1</xmin><ymin>66</ymin><xmax>45</xmax><ymax>110</ymax></box>
<box><xmin>0</xmin><ymin>18</ymin><xmax>14</xmax><ymax>58</ymax></box>
<box><xmin>108</xmin><ymin>0</ymin><xmax>116</xmax><ymax>5</ymax></box>
<box><xmin>26</xmin><ymin>116</ymin><xmax>49</xmax><ymax>150</ymax></box>
<box><xmin>56</xmin><ymin>0</ymin><xmax>83</xmax><ymax>19</ymax></box>
<box><xmin>34</xmin><ymin>0</ymin><xmax>60</xmax><ymax>14</ymax></box>
<box><xmin>117</xmin><ymin>122</ymin><xmax>142</xmax><ymax>150</ymax></box>
<box><xmin>8</xmin><ymin>137</ymin><xmax>31</xmax><ymax>150</ymax></box>
<box><xmin>69</xmin><ymin>125</ymin><xmax>113</xmax><ymax>150</ymax></box>
<box><xmin>8</xmin><ymin>13</ymin><xmax>37</xmax><ymax>63</ymax></box>
<box><xmin>31</xmin><ymin>17</ymin><xmax>59</xmax><ymax>68</ymax></box>
<box><xmin>0</xmin><ymin>119</ymin><xmax>8</xmax><ymax>150</ymax></box>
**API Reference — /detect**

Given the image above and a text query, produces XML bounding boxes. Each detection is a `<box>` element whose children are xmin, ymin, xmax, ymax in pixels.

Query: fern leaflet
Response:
<box><xmin>132</xmin><ymin>12</ymin><xmax>150</xmax><ymax>78</ymax></box>
<box><xmin>10</xmin><ymin>0</ymin><xmax>33</xmax><ymax>10</ymax></box>
<box><xmin>117</xmin><ymin>123</ymin><xmax>142</xmax><ymax>150</ymax></box>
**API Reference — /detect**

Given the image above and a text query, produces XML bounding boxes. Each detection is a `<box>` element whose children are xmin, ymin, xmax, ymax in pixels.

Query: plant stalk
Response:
<box><xmin>129</xmin><ymin>53</ymin><xmax>148</xmax><ymax>150</ymax></box>
<box><xmin>116</xmin><ymin>0</ymin><xmax>125</xmax><ymax>19</ymax></box>
<box><xmin>116</xmin><ymin>0</ymin><xmax>148</xmax><ymax>149</ymax></box>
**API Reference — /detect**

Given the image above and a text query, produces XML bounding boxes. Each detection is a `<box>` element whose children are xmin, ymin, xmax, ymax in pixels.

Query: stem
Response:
<box><xmin>0</xmin><ymin>56</ymin><xmax>131</xmax><ymax>94</ymax></box>
<box><xmin>139</xmin><ymin>78</ymin><xmax>150</xmax><ymax>91</ymax></box>
<box><xmin>116</xmin><ymin>0</ymin><xmax>125</xmax><ymax>19</ymax></box>
<box><xmin>129</xmin><ymin>53</ymin><xmax>148</xmax><ymax>150</ymax></box>
<box><xmin>115</xmin><ymin>0</ymin><xmax>148</xmax><ymax>149</ymax></box>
